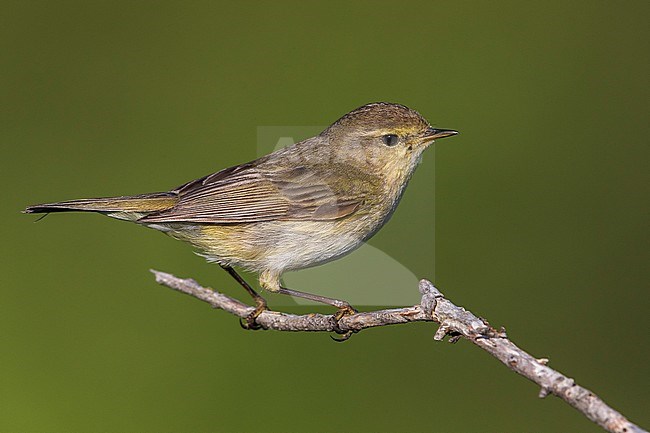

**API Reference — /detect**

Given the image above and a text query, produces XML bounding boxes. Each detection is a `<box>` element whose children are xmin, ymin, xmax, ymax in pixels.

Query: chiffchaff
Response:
<box><xmin>25</xmin><ymin>102</ymin><xmax>458</xmax><ymax>334</ymax></box>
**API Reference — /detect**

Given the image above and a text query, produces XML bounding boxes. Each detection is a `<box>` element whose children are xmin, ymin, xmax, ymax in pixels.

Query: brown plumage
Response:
<box><xmin>24</xmin><ymin>192</ymin><xmax>178</xmax><ymax>220</ymax></box>
<box><xmin>24</xmin><ymin>102</ymin><xmax>458</xmax><ymax>327</ymax></box>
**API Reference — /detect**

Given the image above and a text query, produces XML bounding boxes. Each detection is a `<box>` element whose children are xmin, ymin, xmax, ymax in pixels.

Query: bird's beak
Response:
<box><xmin>423</xmin><ymin>127</ymin><xmax>459</xmax><ymax>140</ymax></box>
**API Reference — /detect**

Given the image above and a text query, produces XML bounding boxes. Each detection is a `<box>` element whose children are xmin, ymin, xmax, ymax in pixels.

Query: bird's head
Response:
<box><xmin>321</xmin><ymin>102</ymin><xmax>458</xmax><ymax>176</ymax></box>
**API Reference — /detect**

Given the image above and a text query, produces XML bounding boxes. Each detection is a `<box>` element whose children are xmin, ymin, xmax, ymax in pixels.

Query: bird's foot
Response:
<box><xmin>331</xmin><ymin>304</ymin><xmax>359</xmax><ymax>342</ymax></box>
<box><xmin>239</xmin><ymin>297</ymin><xmax>268</xmax><ymax>331</ymax></box>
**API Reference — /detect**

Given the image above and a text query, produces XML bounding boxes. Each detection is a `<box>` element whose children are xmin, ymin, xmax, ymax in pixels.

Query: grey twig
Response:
<box><xmin>151</xmin><ymin>269</ymin><xmax>646</xmax><ymax>433</ymax></box>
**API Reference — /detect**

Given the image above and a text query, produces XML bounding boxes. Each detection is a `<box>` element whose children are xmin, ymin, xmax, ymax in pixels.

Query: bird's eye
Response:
<box><xmin>381</xmin><ymin>134</ymin><xmax>399</xmax><ymax>146</ymax></box>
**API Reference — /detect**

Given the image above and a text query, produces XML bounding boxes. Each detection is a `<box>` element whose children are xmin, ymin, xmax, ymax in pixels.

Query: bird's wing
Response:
<box><xmin>138</xmin><ymin>162</ymin><xmax>365</xmax><ymax>224</ymax></box>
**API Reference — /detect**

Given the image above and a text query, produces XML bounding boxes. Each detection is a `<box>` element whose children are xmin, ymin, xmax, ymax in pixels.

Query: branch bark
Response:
<box><xmin>152</xmin><ymin>269</ymin><xmax>646</xmax><ymax>433</ymax></box>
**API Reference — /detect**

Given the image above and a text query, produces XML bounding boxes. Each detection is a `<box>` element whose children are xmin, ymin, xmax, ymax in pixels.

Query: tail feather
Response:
<box><xmin>24</xmin><ymin>192</ymin><xmax>178</xmax><ymax>221</ymax></box>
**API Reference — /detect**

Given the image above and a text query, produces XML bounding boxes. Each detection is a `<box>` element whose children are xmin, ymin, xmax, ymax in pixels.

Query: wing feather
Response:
<box><xmin>139</xmin><ymin>162</ymin><xmax>365</xmax><ymax>224</ymax></box>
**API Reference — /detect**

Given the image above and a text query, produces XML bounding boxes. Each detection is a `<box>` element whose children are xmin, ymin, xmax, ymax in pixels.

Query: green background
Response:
<box><xmin>2</xmin><ymin>1</ymin><xmax>648</xmax><ymax>432</ymax></box>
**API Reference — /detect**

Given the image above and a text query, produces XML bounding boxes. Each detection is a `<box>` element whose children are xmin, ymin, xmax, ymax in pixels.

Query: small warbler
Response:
<box><xmin>25</xmin><ymin>102</ymin><xmax>457</xmax><ymax>332</ymax></box>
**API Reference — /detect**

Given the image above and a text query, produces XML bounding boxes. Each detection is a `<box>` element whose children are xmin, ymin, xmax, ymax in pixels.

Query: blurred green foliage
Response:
<box><xmin>1</xmin><ymin>1</ymin><xmax>648</xmax><ymax>432</ymax></box>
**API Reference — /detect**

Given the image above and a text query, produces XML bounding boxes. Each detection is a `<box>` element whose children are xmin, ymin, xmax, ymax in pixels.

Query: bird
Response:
<box><xmin>24</xmin><ymin>102</ymin><xmax>458</xmax><ymax>335</ymax></box>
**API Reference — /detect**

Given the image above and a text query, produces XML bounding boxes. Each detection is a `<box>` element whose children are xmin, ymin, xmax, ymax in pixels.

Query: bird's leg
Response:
<box><xmin>219</xmin><ymin>265</ymin><xmax>267</xmax><ymax>330</ymax></box>
<box><xmin>276</xmin><ymin>286</ymin><xmax>358</xmax><ymax>341</ymax></box>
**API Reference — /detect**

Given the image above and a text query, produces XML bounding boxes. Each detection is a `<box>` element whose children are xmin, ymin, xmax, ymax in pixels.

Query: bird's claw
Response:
<box><xmin>331</xmin><ymin>305</ymin><xmax>358</xmax><ymax>342</ymax></box>
<box><xmin>239</xmin><ymin>299</ymin><xmax>268</xmax><ymax>331</ymax></box>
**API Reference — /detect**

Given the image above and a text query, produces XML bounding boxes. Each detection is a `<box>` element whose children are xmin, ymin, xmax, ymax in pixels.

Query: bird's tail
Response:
<box><xmin>23</xmin><ymin>192</ymin><xmax>178</xmax><ymax>222</ymax></box>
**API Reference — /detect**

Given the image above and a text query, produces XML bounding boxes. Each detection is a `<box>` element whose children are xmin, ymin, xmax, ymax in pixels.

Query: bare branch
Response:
<box><xmin>152</xmin><ymin>269</ymin><xmax>646</xmax><ymax>433</ymax></box>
